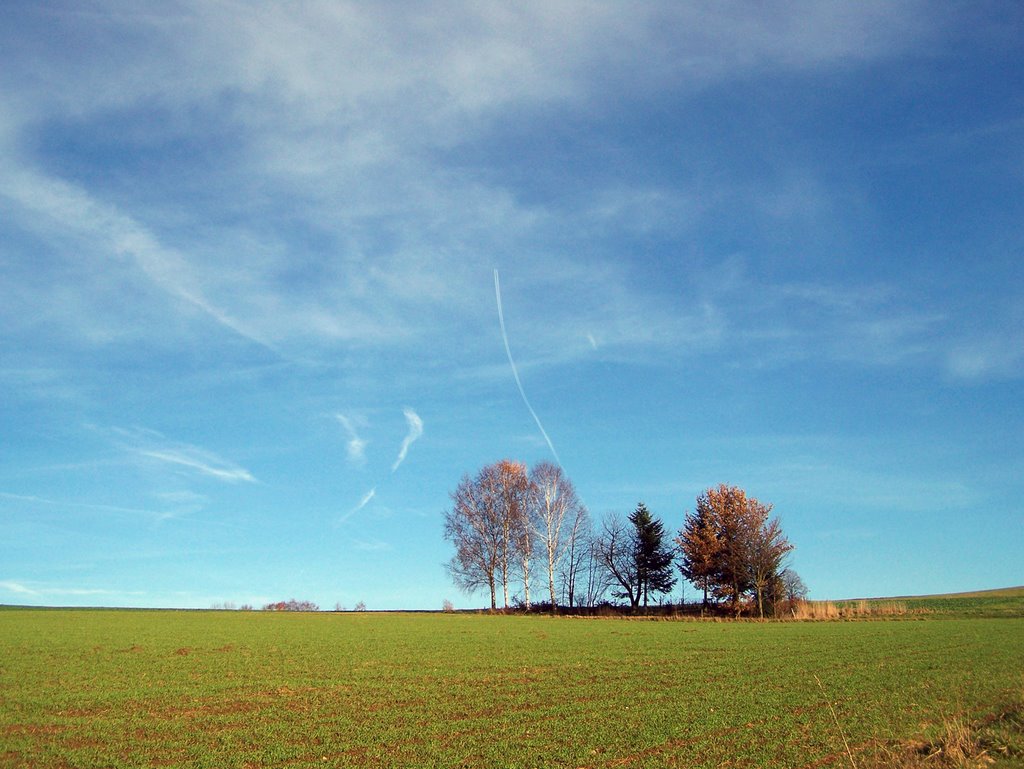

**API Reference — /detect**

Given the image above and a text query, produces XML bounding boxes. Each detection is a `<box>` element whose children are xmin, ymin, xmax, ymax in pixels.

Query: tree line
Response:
<box><xmin>443</xmin><ymin>461</ymin><xmax>805</xmax><ymax>617</ymax></box>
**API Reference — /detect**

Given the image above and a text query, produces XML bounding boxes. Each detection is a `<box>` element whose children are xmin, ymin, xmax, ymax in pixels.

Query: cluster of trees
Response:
<box><xmin>444</xmin><ymin>460</ymin><xmax>587</xmax><ymax>611</ymax></box>
<box><xmin>262</xmin><ymin>599</ymin><xmax>320</xmax><ymax>611</ymax></box>
<box><xmin>677</xmin><ymin>484</ymin><xmax>802</xmax><ymax>617</ymax></box>
<box><xmin>443</xmin><ymin>463</ymin><xmax>804</xmax><ymax>617</ymax></box>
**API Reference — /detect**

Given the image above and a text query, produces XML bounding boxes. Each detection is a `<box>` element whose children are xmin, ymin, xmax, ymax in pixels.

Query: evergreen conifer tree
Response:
<box><xmin>629</xmin><ymin>503</ymin><xmax>677</xmax><ymax>608</ymax></box>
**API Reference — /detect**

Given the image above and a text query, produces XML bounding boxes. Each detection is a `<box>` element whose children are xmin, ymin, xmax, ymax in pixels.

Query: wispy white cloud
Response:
<box><xmin>391</xmin><ymin>408</ymin><xmax>423</xmax><ymax>472</ymax></box>
<box><xmin>0</xmin><ymin>580</ymin><xmax>145</xmax><ymax>598</ymax></box>
<box><xmin>946</xmin><ymin>342</ymin><xmax>1023</xmax><ymax>381</ymax></box>
<box><xmin>0</xmin><ymin>0</ymin><xmax>954</xmax><ymax>372</ymax></box>
<box><xmin>0</xmin><ymin>490</ymin><xmax>179</xmax><ymax>521</ymax></box>
<box><xmin>110</xmin><ymin>427</ymin><xmax>257</xmax><ymax>484</ymax></box>
<box><xmin>335</xmin><ymin>414</ymin><xmax>368</xmax><ymax>466</ymax></box>
<box><xmin>138</xmin><ymin>449</ymin><xmax>256</xmax><ymax>484</ymax></box>
<box><xmin>0</xmin><ymin>167</ymin><xmax>281</xmax><ymax>353</ymax></box>
<box><xmin>350</xmin><ymin>537</ymin><xmax>392</xmax><ymax>553</ymax></box>
<box><xmin>0</xmin><ymin>580</ymin><xmax>38</xmax><ymax>595</ymax></box>
<box><xmin>944</xmin><ymin>306</ymin><xmax>1024</xmax><ymax>381</ymax></box>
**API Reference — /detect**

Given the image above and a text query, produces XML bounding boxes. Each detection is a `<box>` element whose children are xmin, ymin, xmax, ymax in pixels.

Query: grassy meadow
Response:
<box><xmin>2</xmin><ymin>597</ymin><xmax>1023</xmax><ymax>768</ymax></box>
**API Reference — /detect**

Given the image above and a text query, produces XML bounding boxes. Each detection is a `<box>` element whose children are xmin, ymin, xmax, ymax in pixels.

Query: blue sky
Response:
<box><xmin>2</xmin><ymin>2</ymin><xmax>1022</xmax><ymax>610</ymax></box>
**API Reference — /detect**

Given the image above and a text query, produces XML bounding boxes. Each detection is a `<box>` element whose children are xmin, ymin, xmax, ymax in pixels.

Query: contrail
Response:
<box><xmin>494</xmin><ymin>269</ymin><xmax>562</xmax><ymax>466</ymax></box>
<box><xmin>338</xmin><ymin>487</ymin><xmax>376</xmax><ymax>526</ymax></box>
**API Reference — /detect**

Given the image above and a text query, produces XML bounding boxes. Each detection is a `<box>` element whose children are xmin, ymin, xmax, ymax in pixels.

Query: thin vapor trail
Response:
<box><xmin>494</xmin><ymin>269</ymin><xmax>562</xmax><ymax>466</ymax></box>
<box><xmin>338</xmin><ymin>487</ymin><xmax>376</xmax><ymax>526</ymax></box>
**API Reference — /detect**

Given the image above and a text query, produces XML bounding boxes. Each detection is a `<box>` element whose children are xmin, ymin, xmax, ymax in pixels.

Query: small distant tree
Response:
<box><xmin>771</xmin><ymin>568</ymin><xmax>808</xmax><ymax>616</ymax></box>
<box><xmin>781</xmin><ymin>568</ymin><xmax>807</xmax><ymax>603</ymax></box>
<box><xmin>442</xmin><ymin>598</ymin><xmax>455</xmax><ymax>613</ymax></box>
<box><xmin>353</xmin><ymin>601</ymin><xmax>367</xmax><ymax>612</ymax></box>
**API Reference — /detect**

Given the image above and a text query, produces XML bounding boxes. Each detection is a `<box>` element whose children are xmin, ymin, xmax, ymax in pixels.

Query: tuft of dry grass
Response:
<box><xmin>864</xmin><ymin>691</ymin><xmax>1024</xmax><ymax>768</ymax></box>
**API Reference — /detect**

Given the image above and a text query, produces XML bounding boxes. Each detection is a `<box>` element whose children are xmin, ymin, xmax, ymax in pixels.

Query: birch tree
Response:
<box><xmin>443</xmin><ymin>459</ymin><xmax>531</xmax><ymax>610</ymax></box>
<box><xmin>444</xmin><ymin>468</ymin><xmax>503</xmax><ymax>610</ymax></box>
<box><xmin>495</xmin><ymin>459</ymin><xmax>531</xmax><ymax>609</ymax></box>
<box><xmin>529</xmin><ymin>461</ymin><xmax>587</xmax><ymax>609</ymax></box>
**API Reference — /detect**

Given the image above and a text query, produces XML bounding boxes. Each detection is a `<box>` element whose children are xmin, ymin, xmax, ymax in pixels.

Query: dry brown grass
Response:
<box><xmin>851</xmin><ymin>690</ymin><xmax>1024</xmax><ymax>768</ymax></box>
<box><xmin>791</xmin><ymin>600</ymin><xmax>915</xmax><ymax>620</ymax></box>
<box><xmin>867</xmin><ymin>713</ymin><xmax>994</xmax><ymax>768</ymax></box>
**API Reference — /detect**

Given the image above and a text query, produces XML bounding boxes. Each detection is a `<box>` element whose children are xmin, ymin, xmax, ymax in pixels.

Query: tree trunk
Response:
<box><xmin>523</xmin><ymin>553</ymin><xmax>531</xmax><ymax>610</ymax></box>
<box><xmin>548</xmin><ymin>551</ymin><xmax>557</xmax><ymax>610</ymax></box>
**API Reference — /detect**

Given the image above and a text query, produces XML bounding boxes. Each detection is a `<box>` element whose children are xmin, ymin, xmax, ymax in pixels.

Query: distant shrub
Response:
<box><xmin>442</xmin><ymin>599</ymin><xmax>455</xmax><ymax>613</ymax></box>
<box><xmin>262</xmin><ymin>599</ymin><xmax>319</xmax><ymax>612</ymax></box>
<box><xmin>353</xmin><ymin>601</ymin><xmax>367</xmax><ymax>612</ymax></box>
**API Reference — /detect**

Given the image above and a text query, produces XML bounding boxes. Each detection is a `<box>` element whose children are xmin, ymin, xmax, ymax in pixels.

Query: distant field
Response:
<box><xmin>919</xmin><ymin>586</ymin><xmax>1024</xmax><ymax>599</ymax></box>
<box><xmin>2</xmin><ymin>606</ymin><xmax>1022</xmax><ymax>768</ymax></box>
<box><xmin>848</xmin><ymin>586</ymin><xmax>1024</xmax><ymax>619</ymax></box>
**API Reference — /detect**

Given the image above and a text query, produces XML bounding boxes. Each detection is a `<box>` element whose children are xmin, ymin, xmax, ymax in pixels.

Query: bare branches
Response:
<box><xmin>529</xmin><ymin>461</ymin><xmax>587</xmax><ymax>609</ymax></box>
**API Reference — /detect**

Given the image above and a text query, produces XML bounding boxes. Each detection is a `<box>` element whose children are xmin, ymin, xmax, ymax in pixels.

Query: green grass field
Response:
<box><xmin>2</xmin><ymin>601</ymin><xmax>1022</xmax><ymax>768</ymax></box>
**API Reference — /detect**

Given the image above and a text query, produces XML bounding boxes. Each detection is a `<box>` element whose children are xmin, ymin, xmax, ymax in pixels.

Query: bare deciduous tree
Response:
<box><xmin>495</xmin><ymin>460</ymin><xmax>531</xmax><ymax>609</ymax></box>
<box><xmin>581</xmin><ymin>536</ymin><xmax>612</xmax><ymax>608</ymax></box>
<box><xmin>529</xmin><ymin>461</ymin><xmax>587</xmax><ymax>610</ymax></box>
<box><xmin>444</xmin><ymin>467</ymin><xmax>504</xmax><ymax>610</ymax></box>
<box><xmin>443</xmin><ymin>459</ymin><xmax>531</xmax><ymax>610</ymax></box>
<box><xmin>559</xmin><ymin>501</ymin><xmax>591</xmax><ymax>609</ymax></box>
<box><xmin>748</xmin><ymin>515</ymin><xmax>794</xmax><ymax>618</ymax></box>
<box><xmin>594</xmin><ymin>511</ymin><xmax>641</xmax><ymax>609</ymax></box>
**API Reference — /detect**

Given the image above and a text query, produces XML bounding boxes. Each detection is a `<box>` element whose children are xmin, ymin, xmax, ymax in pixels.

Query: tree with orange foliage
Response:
<box><xmin>676</xmin><ymin>502</ymin><xmax>722</xmax><ymax>610</ymax></box>
<box><xmin>679</xmin><ymin>484</ymin><xmax>794</xmax><ymax>617</ymax></box>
